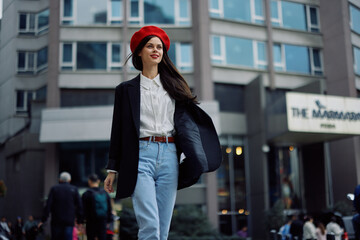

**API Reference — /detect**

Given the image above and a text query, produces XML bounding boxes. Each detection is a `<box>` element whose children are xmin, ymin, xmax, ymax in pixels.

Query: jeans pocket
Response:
<box><xmin>139</xmin><ymin>140</ymin><xmax>150</xmax><ymax>150</ymax></box>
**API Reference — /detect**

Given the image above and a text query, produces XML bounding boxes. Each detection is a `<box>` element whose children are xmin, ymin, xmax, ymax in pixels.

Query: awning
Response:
<box><xmin>40</xmin><ymin>101</ymin><xmax>220</xmax><ymax>143</ymax></box>
<box><xmin>40</xmin><ymin>106</ymin><xmax>113</xmax><ymax>142</ymax></box>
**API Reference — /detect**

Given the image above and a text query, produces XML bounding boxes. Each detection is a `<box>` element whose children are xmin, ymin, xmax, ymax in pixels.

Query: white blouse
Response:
<box><xmin>139</xmin><ymin>74</ymin><xmax>175</xmax><ymax>138</ymax></box>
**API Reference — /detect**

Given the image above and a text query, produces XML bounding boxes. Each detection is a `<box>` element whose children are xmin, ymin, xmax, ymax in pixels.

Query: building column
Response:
<box><xmin>192</xmin><ymin>0</ymin><xmax>218</xmax><ymax>229</ymax></box>
<box><xmin>319</xmin><ymin>0</ymin><xmax>360</xmax><ymax>203</ymax></box>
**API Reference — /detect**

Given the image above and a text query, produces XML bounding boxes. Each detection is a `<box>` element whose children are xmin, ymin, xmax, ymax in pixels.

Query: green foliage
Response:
<box><xmin>264</xmin><ymin>200</ymin><xmax>285</xmax><ymax>231</ymax></box>
<box><xmin>169</xmin><ymin>205</ymin><xmax>220</xmax><ymax>239</ymax></box>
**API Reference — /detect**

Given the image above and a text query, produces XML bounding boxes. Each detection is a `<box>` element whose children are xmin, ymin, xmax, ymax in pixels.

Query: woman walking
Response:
<box><xmin>104</xmin><ymin>26</ymin><xmax>222</xmax><ymax>240</ymax></box>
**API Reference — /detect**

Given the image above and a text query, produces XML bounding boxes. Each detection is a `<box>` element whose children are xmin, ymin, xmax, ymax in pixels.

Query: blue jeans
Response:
<box><xmin>51</xmin><ymin>224</ymin><xmax>73</xmax><ymax>240</ymax></box>
<box><xmin>132</xmin><ymin>140</ymin><xmax>179</xmax><ymax>240</ymax></box>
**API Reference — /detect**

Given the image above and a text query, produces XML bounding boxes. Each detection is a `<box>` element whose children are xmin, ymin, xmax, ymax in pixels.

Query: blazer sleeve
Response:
<box><xmin>107</xmin><ymin>84</ymin><xmax>123</xmax><ymax>171</ymax></box>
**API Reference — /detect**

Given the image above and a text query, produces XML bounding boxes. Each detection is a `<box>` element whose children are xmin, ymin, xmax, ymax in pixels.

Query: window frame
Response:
<box><xmin>108</xmin><ymin>42</ymin><xmax>122</xmax><ymax>70</ymax></box>
<box><xmin>175</xmin><ymin>0</ymin><xmax>191</xmax><ymax>25</ymax></box>
<box><xmin>17</xmin><ymin>51</ymin><xmax>36</xmax><ymax>74</ymax></box>
<box><xmin>16</xmin><ymin>90</ymin><xmax>36</xmax><ymax>113</ymax></box>
<box><xmin>211</xmin><ymin>35</ymin><xmax>226</xmax><ymax>64</ymax></box>
<box><xmin>251</xmin><ymin>0</ymin><xmax>265</xmax><ymax>24</ymax></box>
<box><xmin>354</xmin><ymin>46</ymin><xmax>360</xmax><ymax>75</ymax></box>
<box><xmin>175</xmin><ymin>42</ymin><xmax>193</xmax><ymax>72</ymax></box>
<box><xmin>253</xmin><ymin>41</ymin><xmax>267</xmax><ymax>69</ymax></box>
<box><xmin>274</xmin><ymin>43</ymin><xmax>323</xmax><ymax>75</ymax></box>
<box><xmin>350</xmin><ymin>4</ymin><xmax>360</xmax><ymax>35</ymax></box>
<box><xmin>209</xmin><ymin>0</ymin><xmax>224</xmax><ymax>18</ymax></box>
<box><xmin>271</xmin><ymin>0</ymin><xmax>320</xmax><ymax>33</ymax></box>
<box><xmin>19</xmin><ymin>11</ymin><xmax>49</xmax><ymax>36</ymax></box>
<box><xmin>60</xmin><ymin>0</ymin><xmax>76</xmax><ymax>25</ymax></box>
<box><xmin>108</xmin><ymin>0</ymin><xmax>123</xmax><ymax>24</ymax></box>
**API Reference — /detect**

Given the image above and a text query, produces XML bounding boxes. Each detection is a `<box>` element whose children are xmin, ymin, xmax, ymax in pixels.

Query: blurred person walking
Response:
<box><xmin>353</xmin><ymin>184</ymin><xmax>360</xmax><ymax>239</ymax></box>
<box><xmin>0</xmin><ymin>217</ymin><xmax>11</xmax><ymax>239</ymax></box>
<box><xmin>38</xmin><ymin>172</ymin><xmax>83</xmax><ymax>240</ymax></box>
<box><xmin>290</xmin><ymin>214</ymin><xmax>303</xmax><ymax>240</ymax></box>
<box><xmin>82</xmin><ymin>174</ymin><xmax>112</xmax><ymax>240</ymax></box>
<box><xmin>315</xmin><ymin>222</ymin><xmax>326</xmax><ymax>240</ymax></box>
<box><xmin>22</xmin><ymin>216</ymin><xmax>38</xmax><ymax>240</ymax></box>
<box><xmin>326</xmin><ymin>216</ymin><xmax>344</xmax><ymax>240</ymax></box>
<box><xmin>302</xmin><ymin>215</ymin><xmax>316</xmax><ymax>240</ymax></box>
<box><xmin>104</xmin><ymin>25</ymin><xmax>222</xmax><ymax>240</ymax></box>
<box><xmin>13</xmin><ymin>217</ymin><xmax>23</xmax><ymax>240</ymax></box>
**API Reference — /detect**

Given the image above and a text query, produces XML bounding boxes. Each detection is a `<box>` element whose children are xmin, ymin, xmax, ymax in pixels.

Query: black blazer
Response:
<box><xmin>107</xmin><ymin>75</ymin><xmax>222</xmax><ymax>199</ymax></box>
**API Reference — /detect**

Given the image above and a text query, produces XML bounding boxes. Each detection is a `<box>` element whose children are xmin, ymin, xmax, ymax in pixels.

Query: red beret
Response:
<box><xmin>130</xmin><ymin>26</ymin><xmax>170</xmax><ymax>53</ymax></box>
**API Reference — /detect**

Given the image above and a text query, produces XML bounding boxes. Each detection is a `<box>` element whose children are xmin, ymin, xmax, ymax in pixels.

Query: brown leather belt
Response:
<box><xmin>139</xmin><ymin>136</ymin><xmax>175</xmax><ymax>143</ymax></box>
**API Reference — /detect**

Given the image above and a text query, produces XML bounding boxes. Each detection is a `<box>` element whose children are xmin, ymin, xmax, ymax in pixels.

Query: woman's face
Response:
<box><xmin>138</xmin><ymin>37</ymin><xmax>163</xmax><ymax>67</ymax></box>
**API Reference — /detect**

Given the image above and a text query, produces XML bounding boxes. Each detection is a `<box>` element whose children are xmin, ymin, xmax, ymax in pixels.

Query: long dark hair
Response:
<box><xmin>126</xmin><ymin>35</ymin><xmax>197</xmax><ymax>103</ymax></box>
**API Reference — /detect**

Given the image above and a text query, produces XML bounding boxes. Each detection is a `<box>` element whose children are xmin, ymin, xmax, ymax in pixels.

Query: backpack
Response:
<box><xmin>91</xmin><ymin>189</ymin><xmax>108</xmax><ymax>217</ymax></box>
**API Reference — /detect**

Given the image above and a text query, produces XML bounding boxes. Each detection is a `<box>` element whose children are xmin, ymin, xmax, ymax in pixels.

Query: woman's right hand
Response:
<box><xmin>104</xmin><ymin>172</ymin><xmax>116</xmax><ymax>193</ymax></box>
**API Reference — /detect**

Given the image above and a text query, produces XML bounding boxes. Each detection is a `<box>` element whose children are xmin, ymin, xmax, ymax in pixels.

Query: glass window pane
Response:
<box><xmin>28</xmin><ymin>53</ymin><xmax>35</xmax><ymax>69</ymax></box>
<box><xmin>130</xmin><ymin>0</ymin><xmax>139</xmax><ymax>18</ymax></box>
<box><xmin>111</xmin><ymin>0</ymin><xmax>122</xmax><ymax>18</ymax></box>
<box><xmin>225</xmin><ymin>36</ymin><xmax>253</xmax><ymax>67</ymax></box>
<box><xmin>257</xmin><ymin>42</ymin><xmax>266</xmax><ymax>61</ymax></box>
<box><xmin>144</xmin><ymin>0</ymin><xmax>175</xmax><ymax>24</ymax></box>
<box><xmin>224</xmin><ymin>0</ymin><xmax>251</xmax><ymax>22</ymax></box>
<box><xmin>64</xmin><ymin>0</ymin><xmax>73</xmax><ymax>17</ymax></box>
<box><xmin>18</xmin><ymin>52</ymin><xmax>26</xmax><ymax>68</ymax></box>
<box><xmin>210</xmin><ymin>0</ymin><xmax>219</xmax><ymax>10</ymax></box>
<box><xmin>270</xmin><ymin>0</ymin><xmax>278</xmax><ymax>19</ymax></box>
<box><xmin>112</xmin><ymin>44</ymin><xmax>121</xmax><ymax>63</ymax></box>
<box><xmin>77</xmin><ymin>0</ymin><xmax>107</xmax><ymax>25</ymax></box>
<box><xmin>282</xmin><ymin>1</ymin><xmax>306</xmax><ymax>31</ymax></box>
<box><xmin>312</xmin><ymin>49</ymin><xmax>321</xmax><ymax>68</ymax></box>
<box><xmin>167</xmin><ymin>43</ymin><xmax>176</xmax><ymax>66</ymax></box>
<box><xmin>255</xmin><ymin>0</ymin><xmax>263</xmax><ymax>17</ymax></box>
<box><xmin>212</xmin><ymin>36</ymin><xmax>221</xmax><ymax>56</ymax></box>
<box><xmin>19</xmin><ymin>14</ymin><xmax>27</xmax><ymax>30</ymax></box>
<box><xmin>37</xmin><ymin>47</ymin><xmax>48</xmax><ymax>67</ymax></box>
<box><xmin>29</xmin><ymin>14</ymin><xmax>35</xmax><ymax>30</ymax></box>
<box><xmin>350</xmin><ymin>5</ymin><xmax>360</xmax><ymax>34</ymax></box>
<box><xmin>354</xmin><ymin>47</ymin><xmax>360</xmax><ymax>75</ymax></box>
<box><xmin>38</xmin><ymin>9</ymin><xmax>50</xmax><ymax>29</ymax></box>
<box><xmin>17</xmin><ymin>91</ymin><xmax>25</xmax><ymax>108</ymax></box>
<box><xmin>180</xmin><ymin>43</ymin><xmax>191</xmax><ymax>64</ymax></box>
<box><xmin>284</xmin><ymin>44</ymin><xmax>310</xmax><ymax>74</ymax></box>
<box><xmin>179</xmin><ymin>0</ymin><xmax>189</xmax><ymax>18</ymax></box>
<box><xmin>273</xmin><ymin>44</ymin><xmax>282</xmax><ymax>64</ymax></box>
<box><xmin>215</xmin><ymin>83</ymin><xmax>244</xmax><ymax>112</ymax></box>
<box><xmin>77</xmin><ymin>43</ymin><xmax>107</xmax><ymax>69</ymax></box>
<box><xmin>63</xmin><ymin>44</ymin><xmax>73</xmax><ymax>62</ymax></box>
<box><xmin>309</xmin><ymin>7</ymin><xmax>318</xmax><ymax>25</ymax></box>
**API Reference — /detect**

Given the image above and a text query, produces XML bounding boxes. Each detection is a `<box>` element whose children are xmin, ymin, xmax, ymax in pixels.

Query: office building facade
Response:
<box><xmin>1</xmin><ymin>0</ymin><xmax>360</xmax><ymax>238</ymax></box>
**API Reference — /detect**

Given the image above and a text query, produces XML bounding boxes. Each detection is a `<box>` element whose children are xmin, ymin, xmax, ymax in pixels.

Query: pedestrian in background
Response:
<box><xmin>38</xmin><ymin>172</ymin><xmax>83</xmax><ymax>240</ymax></box>
<box><xmin>353</xmin><ymin>184</ymin><xmax>360</xmax><ymax>239</ymax></box>
<box><xmin>289</xmin><ymin>214</ymin><xmax>303</xmax><ymax>240</ymax></box>
<box><xmin>302</xmin><ymin>215</ymin><xmax>316</xmax><ymax>240</ymax></box>
<box><xmin>326</xmin><ymin>216</ymin><xmax>343</xmax><ymax>240</ymax></box>
<box><xmin>315</xmin><ymin>222</ymin><xmax>326</xmax><ymax>240</ymax></box>
<box><xmin>13</xmin><ymin>217</ymin><xmax>23</xmax><ymax>240</ymax></box>
<box><xmin>82</xmin><ymin>174</ymin><xmax>112</xmax><ymax>240</ymax></box>
<box><xmin>279</xmin><ymin>216</ymin><xmax>292</xmax><ymax>240</ymax></box>
<box><xmin>104</xmin><ymin>25</ymin><xmax>222</xmax><ymax>240</ymax></box>
<box><xmin>22</xmin><ymin>216</ymin><xmax>38</xmax><ymax>240</ymax></box>
<box><xmin>0</xmin><ymin>216</ymin><xmax>11</xmax><ymax>239</ymax></box>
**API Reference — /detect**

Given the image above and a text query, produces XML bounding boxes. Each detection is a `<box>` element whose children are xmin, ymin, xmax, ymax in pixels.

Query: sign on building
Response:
<box><xmin>286</xmin><ymin>92</ymin><xmax>360</xmax><ymax>134</ymax></box>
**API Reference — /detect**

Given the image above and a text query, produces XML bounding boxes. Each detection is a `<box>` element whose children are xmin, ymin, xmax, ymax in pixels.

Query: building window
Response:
<box><xmin>19</xmin><ymin>10</ymin><xmax>49</xmax><ymax>35</ymax></box>
<box><xmin>61</xmin><ymin>42</ymin><xmax>122</xmax><ymax>71</ymax></box>
<box><xmin>59</xmin><ymin>142</ymin><xmax>110</xmax><ymax>187</ymax></box>
<box><xmin>273</xmin><ymin>43</ymin><xmax>323</xmax><ymax>75</ymax></box>
<box><xmin>209</xmin><ymin>0</ymin><xmax>264</xmax><ymax>24</ymax></box>
<box><xmin>109</xmin><ymin>0</ymin><xmax>123</xmax><ymax>24</ymax></box>
<box><xmin>167</xmin><ymin>42</ymin><xmax>193</xmax><ymax>72</ymax></box>
<box><xmin>271</xmin><ymin>0</ymin><xmax>319</xmax><ymax>32</ymax></box>
<box><xmin>215</xmin><ymin>83</ymin><xmax>244</xmax><ymax>113</ymax></box>
<box><xmin>350</xmin><ymin>4</ymin><xmax>360</xmax><ymax>35</ymax></box>
<box><xmin>16</xmin><ymin>90</ymin><xmax>36</xmax><ymax>113</ymax></box>
<box><xmin>354</xmin><ymin>46</ymin><xmax>360</xmax><ymax>75</ymax></box>
<box><xmin>211</xmin><ymin>35</ymin><xmax>267</xmax><ymax>69</ymax></box>
<box><xmin>60</xmin><ymin>0</ymin><xmax>190</xmax><ymax>26</ymax></box>
<box><xmin>218</xmin><ymin>136</ymin><xmax>247</xmax><ymax>236</ymax></box>
<box><xmin>17</xmin><ymin>47</ymin><xmax>48</xmax><ymax>74</ymax></box>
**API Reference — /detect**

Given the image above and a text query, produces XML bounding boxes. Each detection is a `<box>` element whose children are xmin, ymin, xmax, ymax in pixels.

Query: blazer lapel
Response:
<box><xmin>128</xmin><ymin>75</ymin><xmax>140</xmax><ymax>137</ymax></box>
